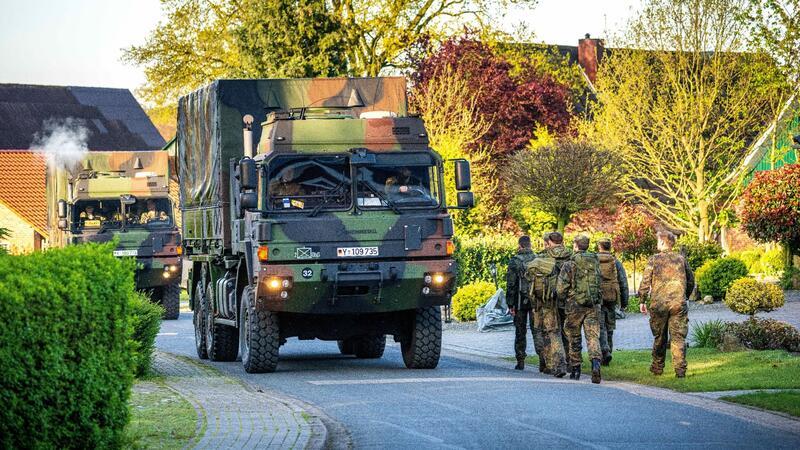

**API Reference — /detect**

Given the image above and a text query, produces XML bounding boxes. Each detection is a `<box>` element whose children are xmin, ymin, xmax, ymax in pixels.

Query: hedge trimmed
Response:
<box><xmin>454</xmin><ymin>234</ymin><xmax>517</xmax><ymax>287</ymax></box>
<box><xmin>129</xmin><ymin>291</ymin><xmax>164</xmax><ymax>377</ymax></box>
<box><xmin>0</xmin><ymin>243</ymin><xmax>136</xmax><ymax>449</ymax></box>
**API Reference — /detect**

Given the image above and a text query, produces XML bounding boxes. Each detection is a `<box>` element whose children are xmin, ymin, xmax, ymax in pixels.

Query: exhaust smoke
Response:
<box><xmin>30</xmin><ymin>118</ymin><xmax>90</xmax><ymax>170</ymax></box>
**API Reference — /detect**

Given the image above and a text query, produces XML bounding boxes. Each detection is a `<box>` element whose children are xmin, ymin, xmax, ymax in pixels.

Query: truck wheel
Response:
<box><xmin>401</xmin><ymin>306</ymin><xmax>442</xmax><ymax>369</ymax></box>
<box><xmin>204</xmin><ymin>282</ymin><xmax>239</xmax><ymax>362</ymax></box>
<box><xmin>193</xmin><ymin>283</ymin><xmax>208</xmax><ymax>360</ymax></box>
<box><xmin>354</xmin><ymin>335</ymin><xmax>386</xmax><ymax>359</ymax></box>
<box><xmin>337</xmin><ymin>340</ymin><xmax>355</xmax><ymax>355</ymax></box>
<box><xmin>240</xmin><ymin>285</ymin><xmax>279</xmax><ymax>373</ymax></box>
<box><xmin>162</xmin><ymin>282</ymin><xmax>181</xmax><ymax>320</ymax></box>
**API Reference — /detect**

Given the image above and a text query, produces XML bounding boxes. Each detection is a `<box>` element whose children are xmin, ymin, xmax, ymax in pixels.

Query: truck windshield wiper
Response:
<box><xmin>309</xmin><ymin>181</ymin><xmax>348</xmax><ymax>217</ymax></box>
<box><xmin>359</xmin><ymin>181</ymin><xmax>401</xmax><ymax>214</ymax></box>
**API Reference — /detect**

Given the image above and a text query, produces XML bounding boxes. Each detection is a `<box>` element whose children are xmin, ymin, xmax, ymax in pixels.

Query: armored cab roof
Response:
<box><xmin>66</xmin><ymin>151</ymin><xmax>170</xmax><ymax>199</ymax></box>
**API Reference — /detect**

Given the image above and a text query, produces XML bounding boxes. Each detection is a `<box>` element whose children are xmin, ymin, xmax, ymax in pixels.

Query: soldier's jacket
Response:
<box><xmin>139</xmin><ymin>209</ymin><xmax>168</xmax><ymax>224</ymax></box>
<box><xmin>556</xmin><ymin>251</ymin><xmax>601</xmax><ymax>308</ymax></box>
<box><xmin>506</xmin><ymin>249</ymin><xmax>536</xmax><ymax>310</ymax></box>
<box><xmin>638</xmin><ymin>251</ymin><xmax>694</xmax><ymax>309</ymax></box>
<box><xmin>539</xmin><ymin>245</ymin><xmax>572</xmax><ymax>307</ymax></box>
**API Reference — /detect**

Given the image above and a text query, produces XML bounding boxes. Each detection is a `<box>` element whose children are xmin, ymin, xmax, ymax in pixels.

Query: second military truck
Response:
<box><xmin>177</xmin><ymin>78</ymin><xmax>473</xmax><ymax>372</ymax></box>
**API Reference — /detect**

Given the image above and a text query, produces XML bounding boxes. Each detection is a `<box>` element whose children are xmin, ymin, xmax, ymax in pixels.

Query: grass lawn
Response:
<box><xmin>526</xmin><ymin>348</ymin><xmax>800</xmax><ymax>393</ymax></box>
<box><xmin>125</xmin><ymin>377</ymin><xmax>200</xmax><ymax>449</ymax></box>
<box><xmin>720</xmin><ymin>391</ymin><xmax>800</xmax><ymax>417</ymax></box>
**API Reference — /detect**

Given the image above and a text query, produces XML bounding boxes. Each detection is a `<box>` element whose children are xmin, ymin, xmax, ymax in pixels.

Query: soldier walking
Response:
<box><xmin>597</xmin><ymin>238</ymin><xmax>628</xmax><ymax>366</ymax></box>
<box><xmin>557</xmin><ymin>235</ymin><xmax>603</xmax><ymax>384</ymax></box>
<box><xmin>638</xmin><ymin>231</ymin><xmax>695</xmax><ymax>378</ymax></box>
<box><xmin>541</xmin><ymin>232</ymin><xmax>571</xmax><ymax>356</ymax></box>
<box><xmin>506</xmin><ymin>235</ymin><xmax>542</xmax><ymax>371</ymax></box>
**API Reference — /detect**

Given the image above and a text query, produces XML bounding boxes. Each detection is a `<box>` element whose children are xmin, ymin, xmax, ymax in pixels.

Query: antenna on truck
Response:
<box><xmin>243</xmin><ymin>114</ymin><xmax>254</xmax><ymax>158</ymax></box>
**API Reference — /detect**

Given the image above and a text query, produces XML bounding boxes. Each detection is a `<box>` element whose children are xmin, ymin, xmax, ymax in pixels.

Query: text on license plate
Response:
<box><xmin>336</xmin><ymin>246</ymin><xmax>378</xmax><ymax>257</ymax></box>
<box><xmin>113</xmin><ymin>249</ymin><xmax>138</xmax><ymax>257</ymax></box>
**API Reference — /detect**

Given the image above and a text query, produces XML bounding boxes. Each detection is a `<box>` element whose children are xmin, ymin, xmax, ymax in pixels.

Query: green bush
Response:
<box><xmin>730</xmin><ymin>249</ymin><xmax>763</xmax><ymax>274</ymax></box>
<box><xmin>129</xmin><ymin>292</ymin><xmax>164</xmax><ymax>377</ymax></box>
<box><xmin>452</xmin><ymin>281</ymin><xmax>496</xmax><ymax>321</ymax></box>
<box><xmin>725</xmin><ymin>318</ymin><xmax>800</xmax><ymax>352</ymax></box>
<box><xmin>696</xmin><ymin>257</ymin><xmax>749</xmax><ymax>300</ymax></box>
<box><xmin>691</xmin><ymin>319</ymin><xmax>728</xmax><ymax>348</ymax></box>
<box><xmin>781</xmin><ymin>266</ymin><xmax>800</xmax><ymax>290</ymax></box>
<box><xmin>725</xmin><ymin>278</ymin><xmax>785</xmax><ymax>316</ymax></box>
<box><xmin>675</xmin><ymin>235</ymin><xmax>723</xmax><ymax>270</ymax></box>
<box><xmin>761</xmin><ymin>247</ymin><xmax>786</xmax><ymax>276</ymax></box>
<box><xmin>0</xmin><ymin>243</ymin><xmax>136</xmax><ymax>449</ymax></box>
<box><xmin>454</xmin><ymin>234</ymin><xmax>517</xmax><ymax>287</ymax></box>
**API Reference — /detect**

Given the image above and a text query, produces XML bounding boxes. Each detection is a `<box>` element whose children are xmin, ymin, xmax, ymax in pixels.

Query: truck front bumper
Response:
<box><xmin>134</xmin><ymin>256</ymin><xmax>182</xmax><ymax>289</ymax></box>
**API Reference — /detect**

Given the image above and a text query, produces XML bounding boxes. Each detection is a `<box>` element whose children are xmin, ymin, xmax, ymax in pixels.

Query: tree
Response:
<box><xmin>740</xmin><ymin>163</ymin><xmax>800</xmax><ymax>267</ymax></box>
<box><xmin>0</xmin><ymin>227</ymin><xmax>9</xmax><ymax>255</ymax></box>
<box><xmin>612</xmin><ymin>206</ymin><xmax>657</xmax><ymax>291</ymax></box>
<box><xmin>591</xmin><ymin>0</ymin><xmax>788</xmax><ymax>242</ymax></box>
<box><xmin>505</xmin><ymin>139</ymin><xmax>620</xmax><ymax>232</ymax></box>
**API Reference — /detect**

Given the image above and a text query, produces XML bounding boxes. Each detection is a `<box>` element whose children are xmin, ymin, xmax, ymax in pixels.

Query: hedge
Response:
<box><xmin>696</xmin><ymin>257</ymin><xmax>749</xmax><ymax>300</ymax></box>
<box><xmin>129</xmin><ymin>291</ymin><xmax>164</xmax><ymax>377</ymax></box>
<box><xmin>0</xmin><ymin>243</ymin><xmax>136</xmax><ymax>449</ymax></box>
<box><xmin>452</xmin><ymin>281</ymin><xmax>497</xmax><ymax>321</ymax></box>
<box><xmin>724</xmin><ymin>278</ymin><xmax>784</xmax><ymax>316</ymax></box>
<box><xmin>454</xmin><ymin>234</ymin><xmax>517</xmax><ymax>287</ymax></box>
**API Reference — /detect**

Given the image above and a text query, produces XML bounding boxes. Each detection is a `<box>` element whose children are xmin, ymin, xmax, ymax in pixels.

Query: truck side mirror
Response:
<box><xmin>240</xmin><ymin>158</ymin><xmax>257</xmax><ymax>190</ymax></box>
<box><xmin>239</xmin><ymin>192</ymin><xmax>258</xmax><ymax>212</ymax></box>
<box><xmin>57</xmin><ymin>200</ymin><xmax>67</xmax><ymax>219</ymax></box>
<box><xmin>58</xmin><ymin>219</ymin><xmax>68</xmax><ymax>230</ymax></box>
<box><xmin>457</xmin><ymin>192</ymin><xmax>475</xmax><ymax>208</ymax></box>
<box><xmin>454</xmin><ymin>160</ymin><xmax>471</xmax><ymax>191</ymax></box>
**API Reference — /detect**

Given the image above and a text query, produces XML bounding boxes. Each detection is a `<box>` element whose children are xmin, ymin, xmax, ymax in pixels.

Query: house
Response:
<box><xmin>0</xmin><ymin>84</ymin><xmax>165</xmax><ymax>253</ymax></box>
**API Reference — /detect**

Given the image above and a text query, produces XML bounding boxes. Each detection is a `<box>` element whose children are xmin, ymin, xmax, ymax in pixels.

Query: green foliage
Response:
<box><xmin>691</xmin><ymin>319</ymin><xmax>728</xmax><ymax>348</ymax></box>
<box><xmin>125</xmin><ymin>379</ymin><xmax>199</xmax><ymax>449</ymax></box>
<box><xmin>625</xmin><ymin>294</ymin><xmax>642</xmax><ymax>313</ymax></box>
<box><xmin>730</xmin><ymin>247</ymin><xmax>786</xmax><ymax>276</ymax></box>
<box><xmin>722</xmin><ymin>391</ymin><xmax>800</xmax><ymax>418</ymax></box>
<box><xmin>741</xmin><ymin>164</ymin><xmax>800</xmax><ymax>255</ymax></box>
<box><xmin>508</xmin><ymin>195</ymin><xmax>558</xmax><ymax>237</ymax></box>
<box><xmin>454</xmin><ymin>234</ymin><xmax>518</xmax><ymax>287</ymax></box>
<box><xmin>129</xmin><ymin>292</ymin><xmax>165</xmax><ymax>377</ymax></box>
<box><xmin>696</xmin><ymin>257</ymin><xmax>749</xmax><ymax>300</ymax></box>
<box><xmin>0</xmin><ymin>243</ymin><xmax>136</xmax><ymax>449</ymax></box>
<box><xmin>675</xmin><ymin>234</ymin><xmax>723</xmax><ymax>270</ymax></box>
<box><xmin>0</xmin><ymin>226</ymin><xmax>9</xmax><ymax>255</ymax></box>
<box><xmin>781</xmin><ymin>266</ymin><xmax>800</xmax><ymax>290</ymax></box>
<box><xmin>725</xmin><ymin>318</ymin><xmax>800</xmax><ymax>352</ymax></box>
<box><xmin>451</xmin><ymin>281</ymin><xmax>496</xmax><ymax>321</ymax></box>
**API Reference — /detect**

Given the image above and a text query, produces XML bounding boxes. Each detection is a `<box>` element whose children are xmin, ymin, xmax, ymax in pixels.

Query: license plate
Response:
<box><xmin>113</xmin><ymin>249</ymin><xmax>138</xmax><ymax>257</ymax></box>
<box><xmin>336</xmin><ymin>246</ymin><xmax>378</xmax><ymax>257</ymax></box>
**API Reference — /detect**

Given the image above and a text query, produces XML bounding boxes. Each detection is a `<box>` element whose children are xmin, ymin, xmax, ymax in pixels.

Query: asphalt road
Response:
<box><xmin>157</xmin><ymin>314</ymin><xmax>800</xmax><ymax>449</ymax></box>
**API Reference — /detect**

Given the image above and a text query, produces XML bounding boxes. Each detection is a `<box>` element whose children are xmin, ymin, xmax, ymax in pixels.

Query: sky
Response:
<box><xmin>0</xmin><ymin>0</ymin><xmax>640</xmax><ymax>92</ymax></box>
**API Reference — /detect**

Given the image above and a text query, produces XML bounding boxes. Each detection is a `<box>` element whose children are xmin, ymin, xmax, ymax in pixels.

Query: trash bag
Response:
<box><xmin>477</xmin><ymin>288</ymin><xmax>514</xmax><ymax>332</ymax></box>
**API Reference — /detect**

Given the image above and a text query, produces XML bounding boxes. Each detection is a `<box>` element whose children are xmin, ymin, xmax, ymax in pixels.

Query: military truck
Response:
<box><xmin>177</xmin><ymin>78</ymin><xmax>474</xmax><ymax>373</ymax></box>
<box><xmin>48</xmin><ymin>150</ymin><xmax>183</xmax><ymax>319</ymax></box>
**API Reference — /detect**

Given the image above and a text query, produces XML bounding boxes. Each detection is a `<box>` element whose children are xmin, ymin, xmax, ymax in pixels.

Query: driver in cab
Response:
<box><xmin>384</xmin><ymin>167</ymin><xmax>421</xmax><ymax>197</ymax></box>
<box><xmin>139</xmin><ymin>199</ymin><xmax>168</xmax><ymax>223</ymax></box>
<box><xmin>270</xmin><ymin>166</ymin><xmax>306</xmax><ymax>197</ymax></box>
<box><xmin>79</xmin><ymin>204</ymin><xmax>105</xmax><ymax>226</ymax></box>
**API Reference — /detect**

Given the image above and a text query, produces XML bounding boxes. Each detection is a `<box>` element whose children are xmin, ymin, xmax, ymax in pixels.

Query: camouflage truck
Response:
<box><xmin>48</xmin><ymin>150</ymin><xmax>183</xmax><ymax>319</ymax></box>
<box><xmin>177</xmin><ymin>78</ymin><xmax>474</xmax><ymax>372</ymax></box>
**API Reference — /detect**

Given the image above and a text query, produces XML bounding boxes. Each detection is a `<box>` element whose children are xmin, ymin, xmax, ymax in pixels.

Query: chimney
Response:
<box><xmin>578</xmin><ymin>33</ymin><xmax>604</xmax><ymax>83</ymax></box>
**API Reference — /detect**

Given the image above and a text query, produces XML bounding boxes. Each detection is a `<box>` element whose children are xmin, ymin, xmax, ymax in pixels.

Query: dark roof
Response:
<box><xmin>0</xmin><ymin>84</ymin><xmax>165</xmax><ymax>151</ymax></box>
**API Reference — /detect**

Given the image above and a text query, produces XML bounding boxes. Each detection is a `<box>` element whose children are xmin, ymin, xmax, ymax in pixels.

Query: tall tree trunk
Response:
<box><xmin>697</xmin><ymin>199</ymin><xmax>710</xmax><ymax>243</ymax></box>
<box><xmin>557</xmin><ymin>214</ymin><xmax>568</xmax><ymax>233</ymax></box>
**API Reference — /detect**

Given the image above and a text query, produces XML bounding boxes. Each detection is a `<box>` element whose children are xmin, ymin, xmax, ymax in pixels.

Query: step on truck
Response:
<box><xmin>47</xmin><ymin>150</ymin><xmax>183</xmax><ymax>319</ymax></box>
<box><xmin>177</xmin><ymin>78</ymin><xmax>474</xmax><ymax>372</ymax></box>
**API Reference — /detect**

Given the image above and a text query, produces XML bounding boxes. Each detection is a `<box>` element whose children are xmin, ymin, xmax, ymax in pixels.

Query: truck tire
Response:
<box><xmin>204</xmin><ymin>282</ymin><xmax>239</xmax><ymax>362</ymax></box>
<box><xmin>401</xmin><ymin>306</ymin><xmax>442</xmax><ymax>369</ymax></box>
<box><xmin>354</xmin><ymin>335</ymin><xmax>386</xmax><ymax>359</ymax></box>
<box><xmin>193</xmin><ymin>282</ymin><xmax>208</xmax><ymax>360</ymax></box>
<box><xmin>162</xmin><ymin>282</ymin><xmax>181</xmax><ymax>320</ymax></box>
<box><xmin>337</xmin><ymin>340</ymin><xmax>355</xmax><ymax>355</ymax></box>
<box><xmin>240</xmin><ymin>285</ymin><xmax>280</xmax><ymax>373</ymax></box>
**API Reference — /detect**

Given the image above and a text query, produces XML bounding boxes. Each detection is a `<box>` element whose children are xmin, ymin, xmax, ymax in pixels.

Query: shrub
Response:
<box><xmin>725</xmin><ymin>278</ymin><xmax>785</xmax><ymax>316</ymax></box>
<box><xmin>696</xmin><ymin>257</ymin><xmax>748</xmax><ymax>300</ymax></box>
<box><xmin>761</xmin><ymin>247</ymin><xmax>786</xmax><ymax>276</ymax></box>
<box><xmin>730</xmin><ymin>249</ymin><xmax>763</xmax><ymax>274</ymax></box>
<box><xmin>740</xmin><ymin>164</ymin><xmax>800</xmax><ymax>261</ymax></box>
<box><xmin>725</xmin><ymin>318</ymin><xmax>800</xmax><ymax>352</ymax></box>
<box><xmin>129</xmin><ymin>292</ymin><xmax>164</xmax><ymax>377</ymax></box>
<box><xmin>691</xmin><ymin>319</ymin><xmax>728</xmax><ymax>348</ymax></box>
<box><xmin>452</xmin><ymin>281</ymin><xmax>497</xmax><ymax>321</ymax></box>
<box><xmin>0</xmin><ymin>243</ymin><xmax>135</xmax><ymax>449</ymax></box>
<box><xmin>781</xmin><ymin>266</ymin><xmax>800</xmax><ymax>290</ymax></box>
<box><xmin>454</xmin><ymin>234</ymin><xmax>517</xmax><ymax>287</ymax></box>
<box><xmin>676</xmin><ymin>235</ymin><xmax>723</xmax><ymax>270</ymax></box>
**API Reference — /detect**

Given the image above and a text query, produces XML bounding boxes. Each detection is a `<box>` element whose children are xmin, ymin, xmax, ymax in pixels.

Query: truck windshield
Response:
<box><xmin>357</xmin><ymin>153</ymin><xmax>440</xmax><ymax>209</ymax></box>
<box><xmin>73</xmin><ymin>198</ymin><xmax>173</xmax><ymax>230</ymax></box>
<box><xmin>266</xmin><ymin>155</ymin><xmax>351</xmax><ymax>211</ymax></box>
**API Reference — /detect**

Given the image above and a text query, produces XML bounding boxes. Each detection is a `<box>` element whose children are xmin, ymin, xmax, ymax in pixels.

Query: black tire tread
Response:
<box><xmin>354</xmin><ymin>335</ymin><xmax>386</xmax><ymax>359</ymax></box>
<box><xmin>402</xmin><ymin>306</ymin><xmax>442</xmax><ymax>369</ymax></box>
<box><xmin>205</xmin><ymin>282</ymin><xmax>238</xmax><ymax>362</ymax></box>
<box><xmin>241</xmin><ymin>287</ymin><xmax>280</xmax><ymax>373</ymax></box>
<box><xmin>337</xmin><ymin>340</ymin><xmax>355</xmax><ymax>355</ymax></box>
<box><xmin>162</xmin><ymin>282</ymin><xmax>181</xmax><ymax>320</ymax></box>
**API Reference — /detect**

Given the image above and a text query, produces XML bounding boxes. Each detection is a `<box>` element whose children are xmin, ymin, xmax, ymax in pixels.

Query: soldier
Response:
<box><xmin>541</xmin><ymin>232</ymin><xmax>571</xmax><ymax>355</ymax></box>
<box><xmin>385</xmin><ymin>167</ymin><xmax>423</xmax><ymax>197</ymax></box>
<box><xmin>638</xmin><ymin>231</ymin><xmax>695</xmax><ymax>378</ymax></box>
<box><xmin>270</xmin><ymin>166</ymin><xmax>305</xmax><ymax>198</ymax></box>
<box><xmin>597</xmin><ymin>238</ymin><xmax>629</xmax><ymax>366</ymax></box>
<box><xmin>506</xmin><ymin>235</ymin><xmax>542</xmax><ymax>371</ymax></box>
<box><xmin>79</xmin><ymin>204</ymin><xmax>104</xmax><ymax>222</ymax></box>
<box><xmin>557</xmin><ymin>235</ymin><xmax>603</xmax><ymax>384</ymax></box>
<box><xmin>139</xmin><ymin>199</ymin><xmax>168</xmax><ymax>223</ymax></box>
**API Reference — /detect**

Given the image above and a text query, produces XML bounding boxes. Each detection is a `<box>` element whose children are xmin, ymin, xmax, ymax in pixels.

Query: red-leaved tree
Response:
<box><xmin>613</xmin><ymin>206</ymin><xmax>658</xmax><ymax>291</ymax></box>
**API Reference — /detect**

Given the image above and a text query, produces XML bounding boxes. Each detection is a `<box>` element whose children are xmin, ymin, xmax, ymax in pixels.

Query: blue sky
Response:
<box><xmin>0</xmin><ymin>0</ymin><xmax>639</xmax><ymax>92</ymax></box>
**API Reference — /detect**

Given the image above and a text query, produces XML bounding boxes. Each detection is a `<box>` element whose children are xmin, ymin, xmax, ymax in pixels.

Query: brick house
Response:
<box><xmin>0</xmin><ymin>84</ymin><xmax>165</xmax><ymax>253</ymax></box>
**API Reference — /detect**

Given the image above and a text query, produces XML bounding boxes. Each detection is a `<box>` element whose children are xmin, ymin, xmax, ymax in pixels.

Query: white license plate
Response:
<box><xmin>113</xmin><ymin>249</ymin><xmax>138</xmax><ymax>257</ymax></box>
<box><xmin>336</xmin><ymin>246</ymin><xmax>379</xmax><ymax>257</ymax></box>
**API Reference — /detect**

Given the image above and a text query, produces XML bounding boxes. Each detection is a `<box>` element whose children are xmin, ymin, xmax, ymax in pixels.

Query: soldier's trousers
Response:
<box><xmin>564</xmin><ymin>303</ymin><xmax>602</xmax><ymax>367</ymax></box>
<box><xmin>649</xmin><ymin>302</ymin><xmax>688</xmax><ymax>373</ymax></box>
<box><xmin>558</xmin><ymin>306</ymin><xmax>569</xmax><ymax>356</ymax></box>
<box><xmin>513</xmin><ymin>309</ymin><xmax>543</xmax><ymax>362</ymax></box>
<box><xmin>599</xmin><ymin>301</ymin><xmax>617</xmax><ymax>356</ymax></box>
<box><xmin>539</xmin><ymin>304</ymin><xmax>567</xmax><ymax>372</ymax></box>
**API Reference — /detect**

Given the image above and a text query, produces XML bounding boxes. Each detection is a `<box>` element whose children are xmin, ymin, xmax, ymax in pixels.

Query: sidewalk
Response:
<box><xmin>443</xmin><ymin>291</ymin><xmax>800</xmax><ymax>359</ymax></box>
<box><xmin>153</xmin><ymin>351</ymin><xmax>327</xmax><ymax>449</ymax></box>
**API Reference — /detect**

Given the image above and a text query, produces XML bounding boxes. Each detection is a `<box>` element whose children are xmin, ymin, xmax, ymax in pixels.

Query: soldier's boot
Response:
<box><xmin>553</xmin><ymin>365</ymin><xmax>567</xmax><ymax>378</ymax></box>
<box><xmin>539</xmin><ymin>359</ymin><xmax>551</xmax><ymax>374</ymax></box>
<box><xmin>514</xmin><ymin>359</ymin><xmax>524</xmax><ymax>371</ymax></box>
<box><xmin>675</xmin><ymin>369</ymin><xmax>686</xmax><ymax>378</ymax></box>
<box><xmin>569</xmin><ymin>365</ymin><xmax>581</xmax><ymax>380</ymax></box>
<box><xmin>649</xmin><ymin>364</ymin><xmax>664</xmax><ymax>376</ymax></box>
<box><xmin>591</xmin><ymin>359</ymin><xmax>602</xmax><ymax>384</ymax></box>
<box><xmin>601</xmin><ymin>351</ymin><xmax>612</xmax><ymax>366</ymax></box>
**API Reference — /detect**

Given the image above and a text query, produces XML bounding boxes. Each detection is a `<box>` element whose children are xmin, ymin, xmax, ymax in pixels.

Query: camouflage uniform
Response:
<box><xmin>541</xmin><ymin>245</ymin><xmax>571</xmax><ymax>357</ymax></box>
<box><xmin>556</xmin><ymin>252</ymin><xmax>602</xmax><ymax>369</ymax></box>
<box><xmin>531</xmin><ymin>246</ymin><xmax>571</xmax><ymax>374</ymax></box>
<box><xmin>597</xmin><ymin>251</ymin><xmax>629</xmax><ymax>360</ymax></box>
<box><xmin>638</xmin><ymin>251</ymin><xmax>695</xmax><ymax>375</ymax></box>
<box><xmin>505</xmin><ymin>248</ymin><xmax>541</xmax><ymax>364</ymax></box>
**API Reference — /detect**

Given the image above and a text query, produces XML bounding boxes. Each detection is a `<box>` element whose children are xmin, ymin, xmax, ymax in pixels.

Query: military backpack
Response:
<box><xmin>524</xmin><ymin>256</ymin><xmax>559</xmax><ymax>306</ymax></box>
<box><xmin>598</xmin><ymin>253</ymin><xmax>620</xmax><ymax>304</ymax></box>
<box><xmin>571</xmin><ymin>252</ymin><xmax>601</xmax><ymax>307</ymax></box>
